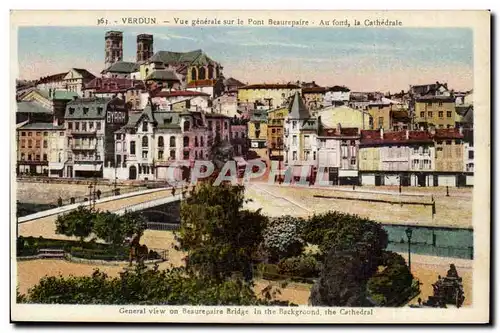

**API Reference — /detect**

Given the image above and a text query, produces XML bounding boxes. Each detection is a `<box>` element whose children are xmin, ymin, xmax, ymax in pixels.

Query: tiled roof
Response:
<box><xmin>17</xmin><ymin>122</ymin><xmax>63</xmax><ymax>130</ymax></box>
<box><xmin>302</xmin><ymin>87</ymin><xmax>327</xmax><ymax>93</ymax></box>
<box><xmin>224</xmin><ymin>77</ymin><xmax>245</xmax><ymax>87</ymax></box>
<box><xmin>288</xmin><ymin>91</ymin><xmax>310</xmax><ymax>119</ymax></box>
<box><xmin>85</xmin><ymin>78</ymin><xmax>145</xmax><ymax>91</ymax></box>
<box><xmin>416</xmin><ymin>95</ymin><xmax>455</xmax><ymax>102</ymax></box>
<box><xmin>145</xmin><ymin>70</ymin><xmax>180</xmax><ymax>82</ymax></box>
<box><xmin>37</xmin><ymin>72</ymin><xmax>67</xmax><ymax>84</ymax></box>
<box><xmin>319</xmin><ymin>127</ymin><xmax>359</xmax><ymax>137</ymax></box>
<box><xmin>186</xmin><ymin>79</ymin><xmax>218</xmax><ymax>88</ymax></box>
<box><xmin>72</xmin><ymin>68</ymin><xmax>96</xmax><ymax>80</ymax></box>
<box><xmin>17</xmin><ymin>101</ymin><xmax>52</xmax><ymax>114</ymax></box>
<box><xmin>148</xmin><ymin>49</ymin><xmax>215</xmax><ymax>66</ymax></box>
<box><xmin>239</xmin><ymin>83</ymin><xmax>300</xmax><ymax>90</ymax></box>
<box><xmin>102</xmin><ymin>61</ymin><xmax>140</xmax><ymax>74</ymax></box>
<box><xmin>433</xmin><ymin>128</ymin><xmax>464</xmax><ymax>140</ymax></box>
<box><xmin>155</xmin><ymin>90</ymin><xmax>210</xmax><ymax>98</ymax></box>
<box><xmin>65</xmin><ymin>97</ymin><xmax>116</xmax><ymax>119</ymax></box>
<box><xmin>360</xmin><ymin>130</ymin><xmax>434</xmax><ymax>145</ymax></box>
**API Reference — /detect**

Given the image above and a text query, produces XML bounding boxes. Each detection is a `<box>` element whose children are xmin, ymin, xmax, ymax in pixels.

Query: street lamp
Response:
<box><xmin>405</xmin><ymin>227</ymin><xmax>413</xmax><ymax>272</ymax></box>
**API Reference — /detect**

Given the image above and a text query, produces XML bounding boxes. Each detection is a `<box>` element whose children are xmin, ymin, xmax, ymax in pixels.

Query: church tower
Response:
<box><xmin>136</xmin><ymin>34</ymin><xmax>154</xmax><ymax>62</ymax></box>
<box><xmin>105</xmin><ymin>31</ymin><xmax>123</xmax><ymax>69</ymax></box>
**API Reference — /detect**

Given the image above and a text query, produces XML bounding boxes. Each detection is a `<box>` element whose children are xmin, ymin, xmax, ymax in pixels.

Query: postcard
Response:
<box><xmin>10</xmin><ymin>10</ymin><xmax>490</xmax><ymax>324</ymax></box>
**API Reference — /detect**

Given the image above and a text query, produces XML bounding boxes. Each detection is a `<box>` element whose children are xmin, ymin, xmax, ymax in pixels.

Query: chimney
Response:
<box><xmin>405</xmin><ymin>129</ymin><xmax>409</xmax><ymax>140</ymax></box>
<box><xmin>379</xmin><ymin>127</ymin><xmax>384</xmax><ymax>139</ymax></box>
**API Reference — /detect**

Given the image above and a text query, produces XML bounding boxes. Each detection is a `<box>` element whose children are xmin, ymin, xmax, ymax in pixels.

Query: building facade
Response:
<box><xmin>267</xmin><ymin>107</ymin><xmax>288</xmax><ymax>161</ymax></box>
<box><xmin>414</xmin><ymin>95</ymin><xmax>456</xmax><ymax>129</ymax></box>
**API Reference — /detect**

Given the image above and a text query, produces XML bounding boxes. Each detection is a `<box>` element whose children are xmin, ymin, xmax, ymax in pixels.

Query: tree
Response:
<box><xmin>21</xmin><ymin>264</ymin><xmax>268</xmax><ymax>306</ymax></box>
<box><xmin>366</xmin><ymin>252</ymin><xmax>414</xmax><ymax>306</ymax></box>
<box><xmin>302</xmin><ymin>211</ymin><xmax>388</xmax><ymax>265</ymax></box>
<box><xmin>262</xmin><ymin>215</ymin><xmax>306</xmax><ymax>263</ymax></box>
<box><xmin>55</xmin><ymin>206</ymin><xmax>95</xmax><ymax>242</ymax></box>
<box><xmin>92</xmin><ymin>211</ymin><xmax>125</xmax><ymax>246</ymax></box>
<box><xmin>176</xmin><ymin>182</ymin><xmax>268</xmax><ymax>282</ymax></box>
<box><xmin>309</xmin><ymin>249</ymin><xmax>372</xmax><ymax>307</ymax></box>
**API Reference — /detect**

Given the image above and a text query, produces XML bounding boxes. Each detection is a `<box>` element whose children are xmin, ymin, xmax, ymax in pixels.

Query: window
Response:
<box><xmin>158</xmin><ymin>150</ymin><xmax>164</xmax><ymax>160</ymax></box>
<box><xmin>304</xmin><ymin>135</ymin><xmax>310</xmax><ymax>146</ymax></box>
<box><xmin>75</xmin><ymin>122</ymin><xmax>80</xmax><ymax>130</ymax></box>
<box><xmin>313</xmin><ymin>151</ymin><xmax>316</xmax><ymax>160</ymax></box>
<box><xmin>59</xmin><ymin>131</ymin><xmax>64</xmax><ymax>136</ymax></box>
<box><xmin>320</xmin><ymin>139</ymin><xmax>326</xmax><ymax>148</ymax></box>
<box><xmin>378</xmin><ymin>117</ymin><xmax>384</xmax><ymax>128</ymax></box>
<box><xmin>272</xmin><ymin>128</ymin><xmax>276</xmax><ymax>134</ymax></box>
<box><xmin>438</xmin><ymin>111</ymin><xmax>444</xmax><ymax>118</ymax></box>
<box><xmin>170</xmin><ymin>136</ymin><xmax>176</xmax><ymax>147</ymax></box>
<box><xmin>36</xmin><ymin>131</ymin><xmax>41</xmax><ymax>136</ymax></box>
<box><xmin>420</xmin><ymin>112</ymin><xmax>425</xmax><ymax>118</ymax></box>
<box><xmin>208</xmin><ymin>121</ymin><xmax>213</xmax><ymax>131</ymax></box>
<box><xmin>43</xmin><ymin>132</ymin><xmax>48</xmax><ymax>136</ymax></box>
<box><xmin>292</xmin><ymin>135</ymin><xmax>297</xmax><ymax>145</ymax></box>
<box><xmin>82</xmin><ymin>122</ymin><xmax>87</xmax><ymax>131</ymax></box>
<box><xmin>224</xmin><ymin>121</ymin><xmax>228</xmax><ymax>130</ymax></box>
<box><xmin>35</xmin><ymin>140</ymin><xmax>40</xmax><ymax>148</ymax></box>
<box><xmin>96</xmin><ymin>122</ymin><xmax>101</xmax><ymax>130</ymax></box>
<box><xmin>142</xmin><ymin>151</ymin><xmax>148</xmax><ymax>159</ymax></box>
<box><xmin>170</xmin><ymin>150</ymin><xmax>176</xmax><ymax>160</ymax></box>
<box><xmin>184</xmin><ymin>120</ymin><xmax>191</xmax><ymax>132</ymax></box>
<box><xmin>28</xmin><ymin>140</ymin><xmax>32</xmax><ymax>148</ymax></box>
<box><xmin>89</xmin><ymin>122</ymin><xmax>94</xmax><ymax>130</ymax></box>
<box><xmin>158</xmin><ymin>136</ymin><xmax>164</xmax><ymax>147</ymax></box>
<box><xmin>116</xmin><ymin>155</ymin><xmax>122</xmax><ymax>166</ymax></box>
<box><xmin>35</xmin><ymin>154</ymin><xmax>40</xmax><ymax>161</ymax></box>
<box><xmin>43</xmin><ymin>154</ymin><xmax>47</xmax><ymax>161</ymax></box>
<box><xmin>183</xmin><ymin>151</ymin><xmax>189</xmax><ymax>160</ymax></box>
<box><xmin>28</xmin><ymin>154</ymin><xmax>32</xmax><ymax>161</ymax></box>
<box><xmin>43</xmin><ymin>140</ymin><xmax>48</xmax><ymax>148</ymax></box>
<box><xmin>21</xmin><ymin>132</ymin><xmax>26</xmax><ymax>137</ymax></box>
<box><xmin>20</xmin><ymin>139</ymin><xmax>25</xmax><ymax>148</ymax></box>
<box><xmin>292</xmin><ymin>121</ymin><xmax>297</xmax><ymax>129</ymax></box>
<box><xmin>194</xmin><ymin>136</ymin><xmax>199</xmax><ymax>147</ymax></box>
<box><xmin>83</xmin><ymin>107</ymin><xmax>89</xmax><ymax>115</ymax></box>
<box><xmin>183</xmin><ymin>136</ymin><xmax>189</xmax><ymax>147</ymax></box>
<box><xmin>97</xmin><ymin>107</ymin><xmax>103</xmax><ymax>115</ymax></box>
<box><xmin>130</xmin><ymin>141</ymin><xmax>136</xmax><ymax>155</ymax></box>
<box><xmin>142</xmin><ymin>136</ymin><xmax>148</xmax><ymax>148</ymax></box>
<box><xmin>142</xmin><ymin>121</ymin><xmax>148</xmax><ymax>132</ymax></box>
<box><xmin>427</xmin><ymin>102</ymin><xmax>432</xmax><ymax>106</ymax></box>
<box><xmin>68</xmin><ymin>122</ymin><xmax>73</xmax><ymax>130</ymax></box>
<box><xmin>292</xmin><ymin>151</ymin><xmax>297</xmax><ymax>160</ymax></box>
<box><xmin>438</xmin><ymin>102</ymin><xmax>443</xmax><ymax>106</ymax></box>
<box><xmin>69</xmin><ymin>107</ymin><xmax>75</xmax><ymax>115</ymax></box>
<box><xmin>200</xmin><ymin>136</ymin><xmax>204</xmax><ymax>147</ymax></box>
<box><xmin>428</xmin><ymin>111</ymin><xmax>433</xmax><ymax>117</ymax></box>
<box><xmin>447</xmin><ymin>111</ymin><xmax>452</xmax><ymax>118</ymax></box>
<box><xmin>20</xmin><ymin>153</ymin><xmax>25</xmax><ymax>160</ymax></box>
<box><xmin>446</xmin><ymin>140</ymin><xmax>452</xmax><ymax>145</ymax></box>
<box><xmin>305</xmin><ymin>151</ymin><xmax>310</xmax><ymax>160</ymax></box>
<box><xmin>469</xmin><ymin>151</ymin><xmax>474</xmax><ymax>159</ymax></box>
<box><xmin>350</xmin><ymin>157</ymin><xmax>356</xmax><ymax>165</ymax></box>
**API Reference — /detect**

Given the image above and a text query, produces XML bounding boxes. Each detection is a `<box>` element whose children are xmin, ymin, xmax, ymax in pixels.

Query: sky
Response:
<box><xmin>17</xmin><ymin>26</ymin><xmax>473</xmax><ymax>92</ymax></box>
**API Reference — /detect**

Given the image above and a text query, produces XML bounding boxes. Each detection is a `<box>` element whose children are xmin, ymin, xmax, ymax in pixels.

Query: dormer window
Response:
<box><xmin>83</xmin><ymin>107</ymin><xmax>89</xmax><ymax>115</ymax></box>
<box><xmin>97</xmin><ymin>107</ymin><xmax>103</xmax><ymax>115</ymax></box>
<box><xmin>142</xmin><ymin>121</ymin><xmax>148</xmax><ymax>132</ymax></box>
<box><xmin>69</xmin><ymin>107</ymin><xmax>75</xmax><ymax>115</ymax></box>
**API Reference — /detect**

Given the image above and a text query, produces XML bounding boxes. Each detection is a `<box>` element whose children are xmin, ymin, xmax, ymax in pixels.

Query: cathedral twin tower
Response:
<box><xmin>104</xmin><ymin>31</ymin><xmax>153</xmax><ymax>69</ymax></box>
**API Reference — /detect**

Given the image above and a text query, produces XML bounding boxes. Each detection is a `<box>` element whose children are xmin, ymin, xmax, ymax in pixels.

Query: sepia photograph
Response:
<box><xmin>10</xmin><ymin>10</ymin><xmax>491</xmax><ymax>324</ymax></box>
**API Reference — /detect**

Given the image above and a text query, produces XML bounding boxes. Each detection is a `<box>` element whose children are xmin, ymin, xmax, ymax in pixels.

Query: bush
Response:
<box><xmin>262</xmin><ymin>215</ymin><xmax>306</xmax><ymax>263</ymax></box>
<box><xmin>277</xmin><ymin>255</ymin><xmax>320</xmax><ymax>279</ymax></box>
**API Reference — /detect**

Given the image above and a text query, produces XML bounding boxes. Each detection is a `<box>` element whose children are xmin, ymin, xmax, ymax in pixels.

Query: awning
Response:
<box><xmin>73</xmin><ymin>163</ymin><xmax>103</xmax><ymax>172</ymax></box>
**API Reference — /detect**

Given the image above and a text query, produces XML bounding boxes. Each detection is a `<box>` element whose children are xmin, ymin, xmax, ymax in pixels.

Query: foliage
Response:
<box><xmin>262</xmin><ymin>215</ymin><xmax>307</xmax><ymax>263</ymax></box>
<box><xmin>55</xmin><ymin>206</ymin><xmax>95</xmax><ymax>242</ymax></box>
<box><xmin>302</xmin><ymin>211</ymin><xmax>388</xmax><ymax>264</ymax></box>
<box><xmin>177</xmin><ymin>182</ymin><xmax>268</xmax><ymax>282</ymax></box>
<box><xmin>21</xmin><ymin>264</ymin><xmax>270</xmax><ymax>305</ymax></box>
<box><xmin>92</xmin><ymin>210</ymin><xmax>146</xmax><ymax>246</ymax></box>
<box><xmin>277</xmin><ymin>255</ymin><xmax>320</xmax><ymax>279</ymax></box>
<box><xmin>366</xmin><ymin>252</ymin><xmax>414</xmax><ymax>306</ymax></box>
<box><xmin>309</xmin><ymin>248</ymin><xmax>372</xmax><ymax>307</ymax></box>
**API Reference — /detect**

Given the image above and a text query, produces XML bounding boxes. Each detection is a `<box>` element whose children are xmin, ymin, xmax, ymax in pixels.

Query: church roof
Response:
<box><xmin>102</xmin><ymin>61</ymin><xmax>140</xmax><ymax>74</ymax></box>
<box><xmin>288</xmin><ymin>91</ymin><xmax>310</xmax><ymax>119</ymax></box>
<box><xmin>148</xmin><ymin>49</ymin><xmax>216</xmax><ymax>66</ymax></box>
<box><xmin>145</xmin><ymin>69</ymin><xmax>180</xmax><ymax>82</ymax></box>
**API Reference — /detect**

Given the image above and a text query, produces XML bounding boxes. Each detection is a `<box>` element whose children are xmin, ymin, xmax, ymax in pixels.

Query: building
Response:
<box><xmin>101</xmin><ymin>61</ymin><xmax>141</xmax><ymax>79</ymax></box>
<box><xmin>359</xmin><ymin>129</ymin><xmax>435</xmax><ymax>187</ymax></box>
<box><xmin>63</xmin><ymin>68</ymin><xmax>96</xmax><ymax>95</ymax></box>
<box><xmin>213</xmin><ymin>92</ymin><xmax>238</xmax><ymax>117</ymax></box>
<box><xmin>223</xmin><ymin>77</ymin><xmax>245</xmax><ymax>94</ymax></box>
<box><xmin>317</xmin><ymin>125</ymin><xmax>360</xmax><ymax>185</ymax></box>
<box><xmin>145</xmin><ymin>69</ymin><xmax>182</xmax><ymax>92</ymax></box>
<box><xmin>409</xmin><ymin>82</ymin><xmax>451</xmax><ymax>98</ymax></box>
<box><xmin>16</xmin><ymin>101</ymin><xmax>53</xmax><ymax>125</ymax></box>
<box><xmin>104</xmin><ymin>31</ymin><xmax>124</xmax><ymax>69</ymax></box>
<box><xmin>230</xmin><ymin>117</ymin><xmax>249</xmax><ymax>157</ymax></box>
<box><xmin>433</xmin><ymin>128</ymin><xmax>465</xmax><ymax>187</ymax></box>
<box><xmin>64</xmin><ymin>97</ymin><xmax>129</xmax><ymax>178</ymax></box>
<box><xmin>463</xmin><ymin>129</ymin><xmax>474</xmax><ymax>186</ymax></box>
<box><xmin>247</xmin><ymin>109</ymin><xmax>268</xmax><ymax>150</ymax></box>
<box><xmin>283</xmin><ymin>92</ymin><xmax>318</xmax><ymax>181</ymax></box>
<box><xmin>17</xmin><ymin>123</ymin><xmax>64</xmax><ymax>175</ymax></box>
<box><xmin>367</xmin><ymin>101</ymin><xmax>393</xmax><ymax>130</ymax></box>
<box><xmin>390</xmin><ymin>110</ymin><xmax>411</xmax><ymax>131</ymax></box>
<box><xmin>324</xmin><ymin>86</ymin><xmax>351</xmax><ymax>107</ymax></box>
<box><xmin>318</xmin><ymin>105</ymin><xmax>371</xmax><ymax>130</ymax></box>
<box><xmin>267</xmin><ymin>107</ymin><xmax>289</xmax><ymax>161</ymax></box>
<box><xmin>83</xmin><ymin>78</ymin><xmax>147</xmax><ymax>112</ymax></box>
<box><xmin>17</xmin><ymin>89</ymin><xmax>78</xmax><ymax>125</ymax></box>
<box><xmin>36</xmin><ymin>72</ymin><xmax>67</xmax><ymax>91</ymax></box>
<box><xmin>302</xmin><ymin>87</ymin><xmax>326</xmax><ymax>114</ymax></box>
<box><xmin>152</xmin><ymin>90</ymin><xmax>211</xmax><ymax>113</ymax></box>
<box><xmin>414</xmin><ymin>95</ymin><xmax>456</xmax><ymax>129</ymax></box>
<box><xmin>237</xmin><ymin>84</ymin><xmax>300</xmax><ymax>115</ymax></box>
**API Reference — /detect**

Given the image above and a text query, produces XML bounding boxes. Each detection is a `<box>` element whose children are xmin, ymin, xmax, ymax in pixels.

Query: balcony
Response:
<box><xmin>68</xmin><ymin>129</ymin><xmax>97</xmax><ymax>136</ymax></box>
<box><xmin>70</xmin><ymin>145</ymin><xmax>97</xmax><ymax>151</ymax></box>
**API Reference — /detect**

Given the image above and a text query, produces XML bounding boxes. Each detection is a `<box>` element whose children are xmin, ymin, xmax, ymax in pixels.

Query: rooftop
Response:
<box><xmin>155</xmin><ymin>90</ymin><xmax>210</xmax><ymax>98</ymax></box>
<box><xmin>288</xmin><ymin>91</ymin><xmax>311</xmax><ymax>119</ymax></box>
<box><xmin>145</xmin><ymin>69</ymin><xmax>180</xmax><ymax>82</ymax></box>
<box><xmin>102</xmin><ymin>61</ymin><xmax>140</xmax><ymax>74</ymax></box>
<box><xmin>239</xmin><ymin>83</ymin><xmax>300</xmax><ymax>90</ymax></box>
<box><xmin>17</xmin><ymin>101</ymin><xmax>52</xmax><ymax>114</ymax></box>
<box><xmin>17</xmin><ymin>122</ymin><xmax>64</xmax><ymax>130</ymax></box>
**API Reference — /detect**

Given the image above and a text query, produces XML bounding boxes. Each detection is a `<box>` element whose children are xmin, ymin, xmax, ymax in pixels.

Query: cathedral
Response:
<box><xmin>101</xmin><ymin>31</ymin><xmax>224</xmax><ymax>97</ymax></box>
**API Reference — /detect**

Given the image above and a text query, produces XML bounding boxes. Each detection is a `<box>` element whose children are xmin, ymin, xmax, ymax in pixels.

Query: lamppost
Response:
<box><xmin>88</xmin><ymin>184</ymin><xmax>93</xmax><ymax>209</ymax></box>
<box><xmin>405</xmin><ymin>227</ymin><xmax>413</xmax><ymax>272</ymax></box>
<box><xmin>446</xmin><ymin>185</ymin><xmax>450</xmax><ymax>197</ymax></box>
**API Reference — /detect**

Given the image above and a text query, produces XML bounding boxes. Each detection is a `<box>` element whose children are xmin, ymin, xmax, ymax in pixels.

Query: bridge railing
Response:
<box><xmin>146</xmin><ymin>222</ymin><xmax>180</xmax><ymax>231</ymax></box>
